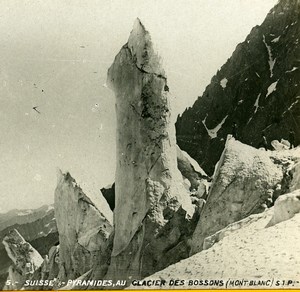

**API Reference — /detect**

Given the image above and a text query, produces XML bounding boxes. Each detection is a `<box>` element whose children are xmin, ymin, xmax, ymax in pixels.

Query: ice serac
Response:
<box><xmin>176</xmin><ymin>145</ymin><xmax>211</xmax><ymax>200</ymax></box>
<box><xmin>190</xmin><ymin>137</ymin><xmax>284</xmax><ymax>254</ymax></box>
<box><xmin>267</xmin><ymin>189</ymin><xmax>300</xmax><ymax>227</ymax></box>
<box><xmin>2</xmin><ymin>229</ymin><xmax>43</xmax><ymax>290</ymax></box>
<box><xmin>290</xmin><ymin>162</ymin><xmax>300</xmax><ymax>191</ymax></box>
<box><xmin>54</xmin><ymin>170</ymin><xmax>113</xmax><ymax>282</ymax></box>
<box><xmin>99</xmin><ymin>147</ymin><xmax>210</xmax><ymax>212</ymax></box>
<box><xmin>0</xmin><ymin>205</ymin><xmax>58</xmax><ymax>290</ymax></box>
<box><xmin>106</xmin><ymin>18</ymin><xmax>194</xmax><ymax>279</ymax></box>
<box><xmin>48</xmin><ymin>245</ymin><xmax>60</xmax><ymax>280</ymax></box>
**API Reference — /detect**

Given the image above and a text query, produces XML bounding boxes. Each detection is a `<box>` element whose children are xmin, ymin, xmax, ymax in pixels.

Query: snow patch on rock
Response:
<box><xmin>263</xmin><ymin>35</ymin><xmax>276</xmax><ymax>77</ymax></box>
<box><xmin>220</xmin><ymin>78</ymin><xmax>228</xmax><ymax>89</ymax></box>
<box><xmin>286</xmin><ymin>67</ymin><xmax>298</xmax><ymax>73</ymax></box>
<box><xmin>202</xmin><ymin>115</ymin><xmax>228</xmax><ymax>139</ymax></box>
<box><xmin>271</xmin><ymin>36</ymin><xmax>280</xmax><ymax>43</ymax></box>
<box><xmin>266</xmin><ymin>80</ymin><xmax>279</xmax><ymax>98</ymax></box>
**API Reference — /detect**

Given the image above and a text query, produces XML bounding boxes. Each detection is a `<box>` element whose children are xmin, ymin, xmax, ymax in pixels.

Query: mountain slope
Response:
<box><xmin>176</xmin><ymin>0</ymin><xmax>300</xmax><ymax>175</ymax></box>
<box><xmin>0</xmin><ymin>205</ymin><xmax>55</xmax><ymax>231</ymax></box>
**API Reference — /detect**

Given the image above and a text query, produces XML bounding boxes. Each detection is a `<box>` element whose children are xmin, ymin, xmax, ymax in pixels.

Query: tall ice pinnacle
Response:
<box><xmin>54</xmin><ymin>170</ymin><xmax>113</xmax><ymax>281</ymax></box>
<box><xmin>106</xmin><ymin>19</ymin><xmax>194</xmax><ymax>279</ymax></box>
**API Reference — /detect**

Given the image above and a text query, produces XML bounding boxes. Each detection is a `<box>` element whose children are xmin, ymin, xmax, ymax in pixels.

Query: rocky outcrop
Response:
<box><xmin>190</xmin><ymin>137</ymin><xmax>284</xmax><ymax>254</ymax></box>
<box><xmin>176</xmin><ymin>0</ymin><xmax>300</xmax><ymax>176</ymax></box>
<box><xmin>54</xmin><ymin>170</ymin><xmax>113</xmax><ymax>282</ymax></box>
<box><xmin>2</xmin><ymin>229</ymin><xmax>43</xmax><ymax>290</ymax></box>
<box><xmin>106</xmin><ymin>18</ymin><xmax>194</xmax><ymax>281</ymax></box>
<box><xmin>267</xmin><ymin>190</ymin><xmax>300</xmax><ymax>227</ymax></box>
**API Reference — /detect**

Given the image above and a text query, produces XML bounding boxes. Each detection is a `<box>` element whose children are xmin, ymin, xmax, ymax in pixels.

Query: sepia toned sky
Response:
<box><xmin>0</xmin><ymin>0</ymin><xmax>277</xmax><ymax>212</ymax></box>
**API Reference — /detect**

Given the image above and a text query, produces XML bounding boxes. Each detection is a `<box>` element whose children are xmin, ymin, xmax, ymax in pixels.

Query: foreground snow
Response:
<box><xmin>129</xmin><ymin>206</ymin><xmax>300</xmax><ymax>289</ymax></box>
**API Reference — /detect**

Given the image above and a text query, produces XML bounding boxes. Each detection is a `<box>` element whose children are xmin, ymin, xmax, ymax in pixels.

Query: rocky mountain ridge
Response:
<box><xmin>0</xmin><ymin>205</ymin><xmax>54</xmax><ymax>231</ymax></box>
<box><xmin>176</xmin><ymin>0</ymin><xmax>300</xmax><ymax>175</ymax></box>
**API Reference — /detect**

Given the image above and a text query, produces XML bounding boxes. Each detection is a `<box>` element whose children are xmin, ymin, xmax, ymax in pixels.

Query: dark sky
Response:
<box><xmin>0</xmin><ymin>0</ymin><xmax>276</xmax><ymax>212</ymax></box>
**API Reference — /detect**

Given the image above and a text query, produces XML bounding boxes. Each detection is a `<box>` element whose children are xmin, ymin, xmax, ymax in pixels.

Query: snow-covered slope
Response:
<box><xmin>130</xmin><ymin>195</ymin><xmax>300</xmax><ymax>289</ymax></box>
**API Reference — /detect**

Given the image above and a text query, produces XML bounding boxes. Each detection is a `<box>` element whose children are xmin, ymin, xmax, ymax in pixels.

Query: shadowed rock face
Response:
<box><xmin>176</xmin><ymin>0</ymin><xmax>300</xmax><ymax>176</ymax></box>
<box><xmin>2</xmin><ymin>229</ymin><xmax>43</xmax><ymax>290</ymax></box>
<box><xmin>106</xmin><ymin>18</ymin><xmax>194</xmax><ymax>280</ymax></box>
<box><xmin>54</xmin><ymin>170</ymin><xmax>113</xmax><ymax>282</ymax></box>
<box><xmin>101</xmin><ymin>183</ymin><xmax>115</xmax><ymax>211</ymax></box>
<box><xmin>190</xmin><ymin>137</ymin><xmax>284</xmax><ymax>255</ymax></box>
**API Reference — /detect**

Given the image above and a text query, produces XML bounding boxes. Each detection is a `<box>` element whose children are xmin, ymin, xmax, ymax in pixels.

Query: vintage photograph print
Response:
<box><xmin>0</xmin><ymin>0</ymin><xmax>299</xmax><ymax>290</ymax></box>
